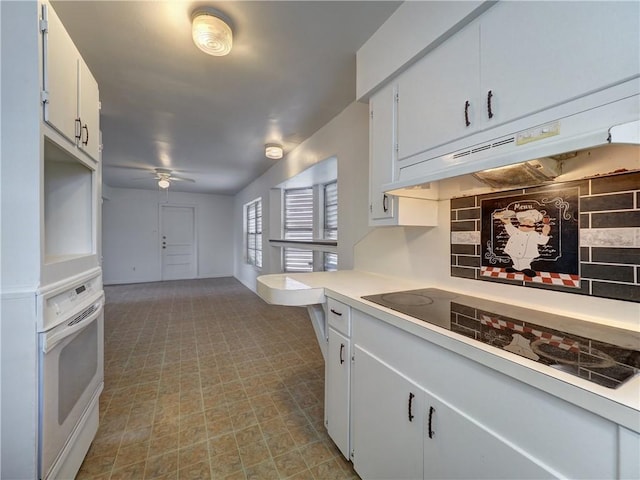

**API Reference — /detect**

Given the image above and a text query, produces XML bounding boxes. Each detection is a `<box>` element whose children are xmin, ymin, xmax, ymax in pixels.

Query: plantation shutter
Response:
<box><xmin>324</xmin><ymin>181</ymin><xmax>338</xmax><ymax>240</ymax></box>
<box><xmin>284</xmin><ymin>248</ymin><xmax>313</xmax><ymax>273</ymax></box>
<box><xmin>284</xmin><ymin>188</ymin><xmax>313</xmax><ymax>240</ymax></box>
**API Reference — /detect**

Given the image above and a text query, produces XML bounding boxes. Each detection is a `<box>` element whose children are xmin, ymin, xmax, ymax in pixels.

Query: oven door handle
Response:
<box><xmin>42</xmin><ymin>296</ymin><xmax>104</xmax><ymax>354</ymax></box>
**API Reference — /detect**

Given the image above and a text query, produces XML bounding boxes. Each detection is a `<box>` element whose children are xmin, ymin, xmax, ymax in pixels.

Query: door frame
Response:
<box><xmin>158</xmin><ymin>203</ymin><xmax>199</xmax><ymax>280</ymax></box>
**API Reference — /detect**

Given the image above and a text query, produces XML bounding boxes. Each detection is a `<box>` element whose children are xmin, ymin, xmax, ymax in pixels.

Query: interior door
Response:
<box><xmin>161</xmin><ymin>205</ymin><xmax>196</xmax><ymax>281</ymax></box>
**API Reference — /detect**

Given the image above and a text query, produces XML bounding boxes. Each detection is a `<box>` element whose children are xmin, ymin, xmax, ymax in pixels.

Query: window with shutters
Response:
<box><xmin>283</xmin><ymin>248</ymin><xmax>314</xmax><ymax>273</ymax></box>
<box><xmin>284</xmin><ymin>188</ymin><xmax>314</xmax><ymax>241</ymax></box>
<box><xmin>323</xmin><ymin>252</ymin><xmax>338</xmax><ymax>272</ymax></box>
<box><xmin>282</xmin><ymin>183</ymin><xmax>337</xmax><ymax>272</ymax></box>
<box><xmin>324</xmin><ymin>181</ymin><xmax>338</xmax><ymax>240</ymax></box>
<box><xmin>245</xmin><ymin>198</ymin><xmax>262</xmax><ymax>268</ymax></box>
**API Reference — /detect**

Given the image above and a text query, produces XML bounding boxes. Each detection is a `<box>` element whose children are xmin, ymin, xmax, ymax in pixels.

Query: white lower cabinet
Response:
<box><xmin>326</xmin><ymin>327</ymin><xmax>351</xmax><ymax>459</ymax></box>
<box><xmin>351</xmin><ymin>344</ymin><xmax>552</xmax><ymax>480</ymax></box>
<box><xmin>325</xmin><ymin>299</ymin><xmax>352</xmax><ymax>459</ymax></box>
<box><xmin>351</xmin><ymin>345</ymin><xmax>424</xmax><ymax>480</ymax></box>
<box><xmin>343</xmin><ymin>308</ymin><xmax>626</xmax><ymax>480</ymax></box>
<box><xmin>422</xmin><ymin>394</ymin><xmax>553</xmax><ymax>479</ymax></box>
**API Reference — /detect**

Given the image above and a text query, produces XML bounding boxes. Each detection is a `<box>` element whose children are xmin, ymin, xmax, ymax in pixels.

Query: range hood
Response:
<box><xmin>384</xmin><ymin>96</ymin><xmax>640</xmax><ymax>198</ymax></box>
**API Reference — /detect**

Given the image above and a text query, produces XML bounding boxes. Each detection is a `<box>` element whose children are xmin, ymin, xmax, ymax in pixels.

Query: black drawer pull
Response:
<box><xmin>428</xmin><ymin>406</ymin><xmax>435</xmax><ymax>438</ymax></box>
<box><xmin>82</xmin><ymin>124</ymin><xmax>89</xmax><ymax>146</ymax></box>
<box><xmin>339</xmin><ymin>343</ymin><xmax>345</xmax><ymax>364</ymax></box>
<box><xmin>75</xmin><ymin>118</ymin><xmax>82</xmax><ymax>140</ymax></box>
<box><xmin>408</xmin><ymin>392</ymin><xmax>415</xmax><ymax>422</ymax></box>
<box><xmin>464</xmin><ymin>100</ymin><xmax>471</xmax><ymax>127</ymax></box>
<box><xmin>487</xmin><ymin>90</ymin><xmax>494</xmax><ymax>119</ymax></box>
<box><xmin>382</xmin><ymin>194</ymin><xmax>389</xmax><ymax>213</ymax></box>
<box><xmin>330</xmin><ymin>308</ymin><xmax>342</xmax><ymax>316</ymax></box>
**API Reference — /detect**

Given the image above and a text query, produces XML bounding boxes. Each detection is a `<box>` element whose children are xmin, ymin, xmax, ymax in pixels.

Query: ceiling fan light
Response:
<box><xmin>192</xmin><ymin>9</ymin><xmax>233</xmax><ymax>56</ymax></box>
<box><xmin>158</xmin><ymin>178</ymin><xmax>171</xmax><ymax>189</ymax></box>
<box><xmin>265</xmin><ymin>143</ymin><xmax>284</xmax><ymax>160</ymax></box>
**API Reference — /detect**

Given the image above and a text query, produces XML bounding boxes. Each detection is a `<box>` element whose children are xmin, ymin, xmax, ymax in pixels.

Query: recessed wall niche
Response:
<box><xmin>44</xmin><ymin>137</ymin><xmax>94</xmax><ymax>263</ymax></box>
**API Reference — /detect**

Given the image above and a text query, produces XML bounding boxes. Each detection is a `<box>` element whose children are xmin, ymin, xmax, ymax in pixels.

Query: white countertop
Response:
<box><xmin>257</xmin><ymin>270</ymin><xmax>640</xmax><ymax>432</ymax></box>
<box><xmin>256</xmin><ymin>270</ymin><xmax>426</xmax><ymax>305</ymax></box>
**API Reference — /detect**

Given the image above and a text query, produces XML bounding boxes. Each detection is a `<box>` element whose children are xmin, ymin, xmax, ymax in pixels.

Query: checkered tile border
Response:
<box><xmin>480</xmin><ymin>266</ymin><xmax>581</xmax><ymax>288</ymax></box>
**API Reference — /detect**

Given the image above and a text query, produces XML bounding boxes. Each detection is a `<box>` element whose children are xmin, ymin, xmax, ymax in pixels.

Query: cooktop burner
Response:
<box><xmin>362</xmin><ymin>288</ymin><xmax>639</xmax><ymax>389</ymax></box>
<box><xmin>380</xmin><ymin>292</ymin><xmax>434</xmax><ymax>306</ymax></box>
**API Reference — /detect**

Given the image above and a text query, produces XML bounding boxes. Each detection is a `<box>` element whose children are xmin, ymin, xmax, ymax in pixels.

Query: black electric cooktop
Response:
<box><xmin>362</xmin><ymin>288</ymin><xmax>640</xmax><ymax>389</ymax></box>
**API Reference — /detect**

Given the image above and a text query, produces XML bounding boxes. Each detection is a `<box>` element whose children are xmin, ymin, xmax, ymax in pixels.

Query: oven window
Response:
<box><xmin>58</xmin><ymin>321</ymin><xmax>98</xmax><ymax>424</ymax></box>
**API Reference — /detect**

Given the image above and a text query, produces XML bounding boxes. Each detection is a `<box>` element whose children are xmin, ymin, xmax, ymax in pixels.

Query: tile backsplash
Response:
<box><xmin>450</xmin><ymin>171</ymin><xmax>640</xmax><ymax>303</ymax></box>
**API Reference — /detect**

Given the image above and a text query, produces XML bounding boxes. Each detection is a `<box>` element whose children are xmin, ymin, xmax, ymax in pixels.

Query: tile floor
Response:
<box><xmin>77</xmin><ymin>277</ymin><xmax>359</xmax><ymax>480</ymax></box>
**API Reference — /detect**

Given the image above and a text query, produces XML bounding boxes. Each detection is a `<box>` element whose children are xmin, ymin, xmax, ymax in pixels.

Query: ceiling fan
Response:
<box><xmin>141</xmin><ymin>168</ymin><xmax>196</xmax><ymax>189</ymax></box>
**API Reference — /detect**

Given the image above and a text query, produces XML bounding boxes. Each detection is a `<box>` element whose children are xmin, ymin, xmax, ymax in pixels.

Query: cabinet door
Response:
<box><xmin>369</xmin><ymin>83</ymin><xmax>396</xmax><ymax>222</ymax></box>
<box><xmin>481</xmin><ymin>1</ymin><xmax>640</xmax><ymax>128</ymax></box>
<box><xmin>397</xmin><ymin>22</ymin><xmax>480</xmax><ymax>161</ymax></box>
<box><xmin>326</xmin><ymin>328</ymin><xmax>350</xmax><ymax>459</ymax></box>
<box><xmin>78</xmin><ymin>59</ymin><xmax>100</xmax><ymax>161</ymax></box>
<box><xmin>423</xmin><ymin>394</ymin><xmax>555</xmax><ymax>480</ymax></box>
<box><xmin>352</xmin><ymin>345</ymin><xmax>424</xmax><ymax>480</ymax></box>
<box><xmin>43</xmin><ymin>3</ymin><xmax>79</xmax><ymax>144</ymax></box>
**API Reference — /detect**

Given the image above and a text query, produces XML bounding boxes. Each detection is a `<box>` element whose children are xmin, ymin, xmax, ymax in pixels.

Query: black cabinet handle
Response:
<box><xmin>408</xmin><ymin>392</ymin><xmax>415</xmax><ymax>422</ymax></box>
<box><xmin>428</xmin><ymin>406</ymin><xmax>435</xmax><ymax>438</ymax></box>
<box><xmin>75</xmin><ymin>118</ymin><xmax>82</xmax><ymax>140</ymax></box>
<box><xmin>339</xmin><ymin>343</ymin><xmax>345</xmax><ymax>365</ymax></box>
<box><xmin>82</xmin><ymin>124</ymin><xmax>89</xmax><ymax>146</ymax></box>
<box><xmin>382</xmin><ymin>194</ymin><xmax>389</xmax><ymax>213</ymax></box>
<box><xmin>464</xmin><ymin>100</ymin><xmax>471</xmax><ymax>127</ymax></box>
<box><xmin>487</xmin><ymin>90</ymin><xmax>494</xmax><ymax>119</ymax></box>
<box><xmin>330</xmin><ymin>308</ymin><xmax>342</xmax><ymax>316</ymax></box>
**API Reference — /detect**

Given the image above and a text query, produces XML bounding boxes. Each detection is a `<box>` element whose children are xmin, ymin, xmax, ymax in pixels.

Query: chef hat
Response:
<box><xmin>516</xmin><ymin>209</ymin><xmax>543</xmax><ymax>223</ymax></box>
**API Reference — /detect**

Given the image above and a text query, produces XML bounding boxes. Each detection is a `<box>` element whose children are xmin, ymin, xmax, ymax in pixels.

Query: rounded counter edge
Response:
<box><xmin>256</xmin><ymin>274</ymin><xmax>326</xmax><ymax>306</ymax></box>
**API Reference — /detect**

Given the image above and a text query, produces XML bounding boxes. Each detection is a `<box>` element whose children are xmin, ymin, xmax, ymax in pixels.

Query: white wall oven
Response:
<box><xmin>37</xmin><ymin>268</ymin><xmax>104</xmax><ymax>480</ymax></box>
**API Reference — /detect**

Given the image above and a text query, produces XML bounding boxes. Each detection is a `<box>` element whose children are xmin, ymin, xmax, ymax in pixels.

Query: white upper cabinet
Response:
<box><xmin>369</xmin><ymin>84</ymin><xmax>439</xmax><ymax>227</ymax></box>
<box><xmin>393</xmin><ymin>1</ymin><xmax>640</xmax><ymax>165</ymax></box>
<box><xmin>397</xmin><ymin>23</ymin><xmax>481</xmax><ymax>161</ymax></box>
<box><xmin>42</xmin><ymin>2</ymin><xmax>100</xmax><ymax>162</ymax></box>
<box><xmin>369</xmin><ymin>83</ymin><xmax>397</xmax><ymax>222</ymax></box>
<box><xmin>77</xmin><ymin>60</ymin><xmax>100</xmax><ymax>160</ymax></box>
<box><xmin>480</xmin><ymin>1</ymin><xmax>640</xmax><ymax>129</ymax></box>
<box><xmin>43</xmin><ymin>2</ymin><xmax>78</xmax><ymax>145</ymax></box>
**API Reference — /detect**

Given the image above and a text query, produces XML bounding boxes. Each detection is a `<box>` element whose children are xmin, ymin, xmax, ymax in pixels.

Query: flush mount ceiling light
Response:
<box><xmin>265</xmin><ymin>143</ymin><xmax>284</xmax><ymax>160</ymax></box>
<box><xmin>191</xmin><ymin>8</ymin><xmax>233</xmax><ymax>56</ymax></box>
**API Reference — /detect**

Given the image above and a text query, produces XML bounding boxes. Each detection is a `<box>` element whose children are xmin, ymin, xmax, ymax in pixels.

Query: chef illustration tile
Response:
<box><xmin>480</xmin><ymin>188</ymin><xmax>579</xmax><ymax>284</ymax></box>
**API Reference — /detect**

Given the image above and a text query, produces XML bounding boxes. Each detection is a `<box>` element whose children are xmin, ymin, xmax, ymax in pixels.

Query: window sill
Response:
<box><xmin>269</xmin><ymin>239</ymin><xmax>337</xmax><ymax>253</ymax></box>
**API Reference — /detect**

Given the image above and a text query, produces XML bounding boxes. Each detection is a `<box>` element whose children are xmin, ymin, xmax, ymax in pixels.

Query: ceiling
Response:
<box><xmin>51</xmin><ymin>1</ymin><xmax>401</xmax><ymax>195</ymax></box>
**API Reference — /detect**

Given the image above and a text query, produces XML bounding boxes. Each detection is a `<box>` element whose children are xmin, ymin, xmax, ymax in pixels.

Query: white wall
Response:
<box><xmin>102</xmin><ymin>187</ymin><xmax>234</xmax><ymax>285</ymax></box>
<box><xmin>234</xmin><ymin>101</ymin><xmax>371</xmax><ymax>291</ymax></box>
<box><xmin>354</xmin><ymin>201</ymin><xmax>640</xmax><ymax>329</ymax></box>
